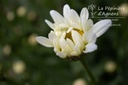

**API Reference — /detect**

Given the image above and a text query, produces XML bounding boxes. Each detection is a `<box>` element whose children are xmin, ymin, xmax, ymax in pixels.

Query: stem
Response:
<box><xmin>79</xmin><ymin>58</ymin><xmax>97</xmax><ymax>85</ymax></box>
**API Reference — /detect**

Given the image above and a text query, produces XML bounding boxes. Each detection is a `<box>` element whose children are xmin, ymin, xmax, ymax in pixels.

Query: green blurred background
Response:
<box><xmin>0</xmin><ymin>0</ymin><xmax>128</xmax><ymax>85</ymax></box>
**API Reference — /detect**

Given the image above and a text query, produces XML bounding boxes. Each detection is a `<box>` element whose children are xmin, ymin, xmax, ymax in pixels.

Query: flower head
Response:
<box><xmin>36</xmin><ymin>4</ymin><xmax>112</xmax><ymax>60</ymax></box>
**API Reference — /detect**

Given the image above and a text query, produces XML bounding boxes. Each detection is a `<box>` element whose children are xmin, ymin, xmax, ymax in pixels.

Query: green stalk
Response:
<box><xmin>79</xmin><ymin>58</ymin><xmax>97</xmax><ymax>85</ymax></box>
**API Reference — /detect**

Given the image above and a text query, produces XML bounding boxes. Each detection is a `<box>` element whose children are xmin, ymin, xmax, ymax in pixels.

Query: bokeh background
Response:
<box><xmin>0</xmin><ymin>0</ymin><xmax>128</xmax><ymax>85</ymax></box>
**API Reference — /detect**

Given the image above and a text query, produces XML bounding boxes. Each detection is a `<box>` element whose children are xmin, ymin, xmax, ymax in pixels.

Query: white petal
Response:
<box><xmin>82</xmin><ymin>19</ymin><xmax>93</xmax><ymax>32</ymax></box>
<box><xmin>45</xmin><ymin>20</ymin><xmax>55</xmax><ymax>30</ymax></box>
<box><xmin>86</xmin><ymin>32</ymin><xmax>97</xmax><ymax>43</ymax></box>
<box><xmin>71</xmin><ymin>30</ymin><xmax>83</xmax><ymax>45</ymax></box>
<box><xmin>36</xmin><ymin>36</ymin><xmax>53</xmax><ymax>47</ymax></box>
<box><xmin>67</xmin><ymin>27</ymin><xmax>73</xmax><ymax>33</ymax></box>
<box><xmin>50</xmin><ymin>10</ymin><xmax>65</xmax><ymax>24</ymax></box>
<box><xmin>81</xmin><ymin>18</ymin><xmax>86</xmax><ymax>31</ymax></box>
<box><xmin>71</xmin><ymin>44</ymin><xmax>81</xmax><ymax>56</ymax></box>
<box><xmin>71</xmin><ymin>22</ymin><xmax>81</xmax><ymax>30</ymax></box>
<box><xmin>56</xmin><ymin>52</ymin><xmax>67</xmax><ymax>58</ymax></box>
<box><xmin>66</xmin><ymin>38</ymin><xmax>74</xmax><ymax>50</ymax></box>
<box><xmin>83</xmin><ymin>43</ymin><xmax>97</xmax><ymax>53</ymax></box>
<box><xmin>48</xmin><ymin>31</ymin><xmax>58</xmax><ymax>42</ymax></box>
<box><xmin>91</xmin><ymin>19</ymin><xmax>112</xmax><ymax>37</ymax></box>
<box><xmin>86</xmin><ymin>19</ymin><xmax>93</xmax><ymax>29</ymax></box>
<box><xmin>49</xmin><ymin>32</ymin><xmax>60</xmax><ymax>50</ymax></box>
<box><xmin>72</xmin><ymin>30</ymin><xmax>84</xmax><ymax>52</ymax></box>
<box><xmin>59</xmin><ymin>23</ymin><xmax>69</xmax><ymax>28</ymax></box>
<box><xmin>63</xmin><ymin>4</ymin><xmax>71</xmax><ymax>24</ymax></box>
<box><xmin>82</xmin><ymin>31</ymin><xmax>88</xmax><ymax>43</ymax></box>
<box><xmin>70</xmin><ymin>9</ymin><xmax>80</xmax><ymax>24</ymax></box>
<box><xmin>74</xmin><ymin>43</ymin><xmax>81</xmax><ymax>54</ymax></box>
<box><xmin>53</xmin><ymin>39</ymin><xmax>60</xmax><ymax>52</ymax></box>
<box><xmin>60</xmin><ymin>32</ymin><xmax>66</xmax><ymax>39</ymax></box>
<box><xmin>80</xmin><ymin>7</ymin><xmax>89</xmax><ymax>23</ymax></box>
<box><xmin>59</xmin><ymin>38</ymin><xmax>72</xmax><ymax>53</ymax></box>
<box><xmin>71</xmin><ymin>51</ymin><xmax>79</xmax><ymax>56</ymax></box>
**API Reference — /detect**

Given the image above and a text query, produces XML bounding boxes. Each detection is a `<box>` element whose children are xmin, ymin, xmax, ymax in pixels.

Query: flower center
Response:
<box><xmin>65</xmin><ymin>28</ymin><xmax>84</xmax><ymax>40</ymax></box>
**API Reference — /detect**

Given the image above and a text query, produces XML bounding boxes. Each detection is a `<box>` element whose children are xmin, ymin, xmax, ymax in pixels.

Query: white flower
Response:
<box><xmin>36</xmin><ymin>4</ymin><xmax>112</xmax><ymax>60</ymax></box>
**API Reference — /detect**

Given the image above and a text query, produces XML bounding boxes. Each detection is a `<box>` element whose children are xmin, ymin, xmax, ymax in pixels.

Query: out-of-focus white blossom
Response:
<box><xmin>3</xmin><ymin>45</ymin><xmax>11</xmax><ymax>55</ymax></box>
<box><xmin>12</xmin><ymin>60</ymin><xmax>26</xmax><ymax>74</ymax></box>
<box><xmin>27</xmin><ymin>11</ymin><xmax>37</xmax><ymax>21</ymax></box>
<box><xmin>28</xmin><ymin>34</ymin><xmax>37</xmax><ymax>46</ymax></box>
<box><xmin>73</xmin><ymin>78</ymin><xmax>87</xmax><ymax>85</ymax></box>
<box><xmin>105</xmin><ymin>61</ymin><xmax>117</xmax><ymax>73</ymax></box>
<box><xmin>119</xmin><ymin>3</ymin><xmax>128</xmax><ymax>16</ymax></box>
<box><xmin>6</xmin><ymin>11</ymin><xmax>15</xmax><ymax>21</ymax></box>
<box><xmin>17</xmin><ymin>6</ymin><xmax>27</xmax><ymax>17</ymax></box>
